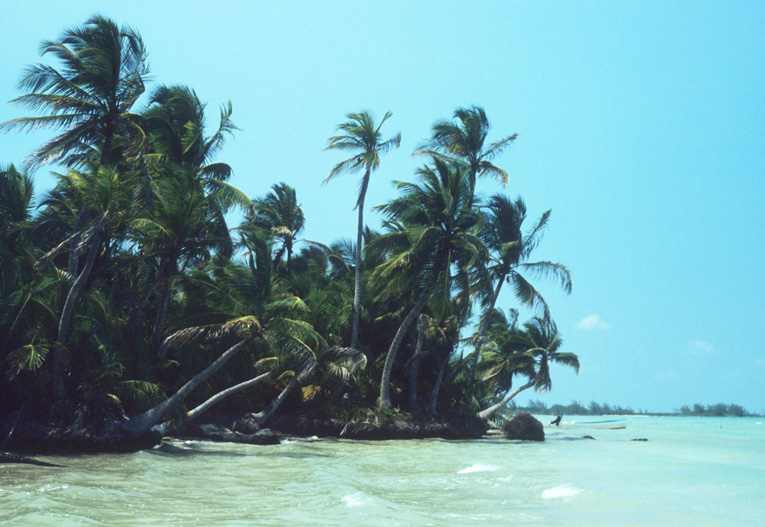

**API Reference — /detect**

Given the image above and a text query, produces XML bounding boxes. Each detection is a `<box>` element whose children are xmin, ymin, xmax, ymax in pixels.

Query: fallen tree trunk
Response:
<box><xmin>476</xmin><ymin>379</ymin><xmax>536</xmax><ymax>420</ymax></box>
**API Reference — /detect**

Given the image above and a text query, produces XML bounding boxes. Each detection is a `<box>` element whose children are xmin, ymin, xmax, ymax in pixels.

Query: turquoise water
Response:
<box><xmin>1</xmin><ymin>416</ymin><xmax>763</xmax><ymax>526</ymax></box>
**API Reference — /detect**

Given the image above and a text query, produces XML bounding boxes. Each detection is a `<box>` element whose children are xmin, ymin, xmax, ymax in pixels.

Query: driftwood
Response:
<box><xmin>0</xmin><ymin>451</ymin><xmax>64</xmax><ymax>467</ymax></box>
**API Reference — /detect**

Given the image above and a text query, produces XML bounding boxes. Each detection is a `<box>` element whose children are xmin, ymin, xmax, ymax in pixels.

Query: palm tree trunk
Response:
<box><xmin>66</xmin><ymin>211</ymin><xmax>88</xmax><ymax>281</ymax></box>
<box><xmin>351</xmin><ymin>169</ymin><xmax>369</xmax><ymax>350</ymax></box>
<box><xmin>427</xmin><ymin>350</ymin><xmax>449</xmax><ymax>416</ymax></box>
<box><xmin>121</xmin><ymin>338</ymin><xmax>251</xmax><ymax>436</ymax></box>
<box><xmin>407</xmin><ymin>324</ymin><xmax>425</xmax><ymax>410</ymax></box>
<box><xmin>252</xmin><ymin>374</ymin><xmax>300</xmax><ymax>426</ymax></box>
<box><xmin>186</xmin><ymin>371</ymin><xmax>273</xmax><ymax>423</ymax></box>
<box><xmin>53</xmin><ymin>226</ymin><xmax>103</xmax><ymax>401</ymax></box>
<box><xmin>465</xmin><ymin>275</ymin><xmax>505</xmax><ymax>409</ymax></box>
<box><xmin>149</xmin><ymin>256</ymin><xmax>178</xmax><ymax>354</ymax></box>
<box><xmin>476</xmin><ymin>378</ymin><xmax>536</xmax><ymax>420</ymax></box>
<box><xmin>379</xmin><ymin>291</ymin><xmax>431</xmax><ymax>409</ymax></box>
<box><xmin>149</xmin><ymin>274</ymin><xmax>173</xmax><ymax>353</ymax></box>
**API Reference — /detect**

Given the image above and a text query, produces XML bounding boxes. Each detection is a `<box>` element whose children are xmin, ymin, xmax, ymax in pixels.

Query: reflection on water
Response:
<box><xmin>0</xmin><ymin>417</ymin><xmax>763</xmax><ymax>526</ymax></box>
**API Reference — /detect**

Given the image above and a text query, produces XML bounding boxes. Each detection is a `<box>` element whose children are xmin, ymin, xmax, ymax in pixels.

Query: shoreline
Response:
<box><xmin>0</xmin><ymin>409</ymin><xmax>490</xmax><ymax>457</ymax></box>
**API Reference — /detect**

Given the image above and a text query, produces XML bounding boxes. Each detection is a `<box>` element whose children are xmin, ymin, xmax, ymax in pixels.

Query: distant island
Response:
<box><xmin>503</xmin><ymin>400</ymin><xmax>762</xmax><ymax>417</ymax></box>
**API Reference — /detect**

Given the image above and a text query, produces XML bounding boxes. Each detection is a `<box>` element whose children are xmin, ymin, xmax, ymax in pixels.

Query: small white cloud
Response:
<box><xmin>577</xmin><ymin>314</ymin><xmax>611</xmax><ymax>330</ymax></box>
<box><xmin>686</xmin><ymin>340</ymin><xmax>716</xmax><ymax>355</ymax></box>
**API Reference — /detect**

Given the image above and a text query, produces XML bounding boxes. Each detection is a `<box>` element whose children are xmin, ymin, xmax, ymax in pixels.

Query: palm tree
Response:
<box><xmin>324</xmin><ymin>111</ymin><xmax>401</xmax><ymax>349</ymax></box>
<box><xmin>248</xmin><ymin>182</ymin><xmax>305</xmax><ymax>275</ymax></box>
<box><xmin>43</xmin><ymin>163</ymin><xmax>135</xmax><ymax>400</ymax></box>
<box><xmin>465</xmin><ymin>195</ymin><xmax>572</xmax><ymax>408</ymax></box>
<box><xmin>415</xmin><ymin>106</ymin><xmax>516</xmax><ymax>191</ymax></box>
<box><xmin>0</xmin><ymin>15</ymin><xmax>149</xmax><ymax>168</ymax></box>
<box><xmin>132</xmin><ymin>174</ymin><xmax>229</xmax><ymax>353</ymax></box>
<box><xmin>142</xmin><ymin>84</ymin><xmax>237</xmax><ymax>183</ymax></box>
<box><xmin>477</xmin><ymin>317</ymin><xmax>579</xmax><ymax>420</ymax></box>
<box><xmin>370</xmin><ymin>158</ymin><xmax>485</xmax><ymax>409</ymax></box>
<box><xmin>134</xmin><ymin>86</ymin><xmax>246</xmax><ymax>353</ymax></box>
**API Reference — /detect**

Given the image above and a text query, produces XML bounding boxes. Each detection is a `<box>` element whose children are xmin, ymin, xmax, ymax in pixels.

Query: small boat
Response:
<box><xmin>552</xmin><ymin>418</ymin><xmax>630</xmax><ymax>430</ymax></box>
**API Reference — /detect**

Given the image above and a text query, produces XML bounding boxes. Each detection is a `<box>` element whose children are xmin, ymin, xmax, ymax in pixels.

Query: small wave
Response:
<box><xmin>458</xmin><ymin>463</ymin><xmax>499</xmax><ymax>474</ymax></box>
<box><xmin>542</xmin><ymin>484</ymin><xmax>582</xmax><ymax>499</ymax></box>
<box><xmin>342</xmin><ymin>491</ymin><xmax>373</xmax><ymax>507</ymax></box>
<box><xmin>37</xmin><ymin>484</ymin><xmax>69</xmax><ymax>493</ymax></box>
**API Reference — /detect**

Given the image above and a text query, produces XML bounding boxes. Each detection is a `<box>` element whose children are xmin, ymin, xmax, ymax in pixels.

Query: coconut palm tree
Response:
<box><xmin>142</xmin><ymin>84</ymin><xmax>237</xmax><ymax>183</ymax></box>
<box><xmin>477</xmin><ymin>316</ymin><xmax>579</xmax><ymax>420</ymax></box>
<box><xmin>415</xmin><ymin>106</ymin><xmax>516</xmax><ymax>191</ymax></box>
<box><xmin>248</xmin><ymin>182</ymin><xmax>305</xmax><ymax>275</ymax></box>
<box><xmin>42</xmin><ymin>163</ymin><xmax>136</xmax><ymax>400</ymax></box>
<box><xmin>324</xmin><ymin>111</ymin><xmax>401</xmax><ymax>349</ymax></box>
<box><xmin>370</xmin><ymin>157</ymin><xmax>485</xmax><ymax>409</ymax></box>
<box><xmin>132</xmin><ymin>174</ymin><xmax>230</xmax><ymax>353</ymax></box>
<box><xmin>465</xmin><ymin>195</ymin><xmax>572</xmax><ymax>408</ymax></box>
<box><xmin>0</xmin><ymin>15</ymin><xmax>149</xmax><ymax>168</ymax></box>
<box><xmin>133</xmin><ymin>86</ymin><xmax>246</xmax><ymax>353</ymax></box>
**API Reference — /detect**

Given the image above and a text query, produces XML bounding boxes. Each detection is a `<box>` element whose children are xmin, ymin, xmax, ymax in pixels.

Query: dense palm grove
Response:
<box><xmin>0</xmin><ymin>17</ymin><xmax>579</xmax><ymax>443</ymax></box>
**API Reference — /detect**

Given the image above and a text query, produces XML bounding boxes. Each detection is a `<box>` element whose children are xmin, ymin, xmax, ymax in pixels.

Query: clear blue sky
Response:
<box><xmin>2</xmin><ymin>1</ymin><xmax>763</xmax><ymax>413</ymax></box>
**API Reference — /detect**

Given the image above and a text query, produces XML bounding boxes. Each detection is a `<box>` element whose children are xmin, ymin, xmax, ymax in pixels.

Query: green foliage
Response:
<box><xmin>1</xmin><ymin>14</ymin><xmax>579</xmax><ymax>429</ymax></box>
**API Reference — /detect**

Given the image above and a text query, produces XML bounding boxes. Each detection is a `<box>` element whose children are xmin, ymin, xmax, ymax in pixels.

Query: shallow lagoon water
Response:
<box><xmin>1</xmin><ymin>416</ymin><xmax>763</xmax><ymax>526</ymax></box>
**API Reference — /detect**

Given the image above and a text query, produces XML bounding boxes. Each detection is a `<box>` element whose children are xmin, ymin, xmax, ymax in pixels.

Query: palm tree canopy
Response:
<box><xmin>370</xmin><ymin>158</ymin><xmax>486</xmax><ymax>317</ymax></box>
<box><xmin>415</xmin><ymin>105</ymin><xmax>516</xmax><ymax>186</ymax></box>
<box><xmin>324</xmin><ymin>110</ymin><xmax>401</xmax><ymax>209</ymax></box>
<box><xmin>476</xmin><ymin>194</ymin><xmax>572</xmax><ymax>318</ymax></box>
<box><xmin>143</xmin><ymin>85</ymin><xmax>237</xmax><ymax>181</ymax></box>
<box><xmin>1</xmin><ymin>15</ymin><xmax>149</xmax><ymax>168</ymax></box>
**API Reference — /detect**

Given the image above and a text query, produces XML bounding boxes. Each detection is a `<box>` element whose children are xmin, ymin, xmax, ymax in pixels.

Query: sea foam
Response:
<box><xmin>458</xmin><ymin>463</ymin><xmax>499</xmax><ymax>474</ymax></box>
<box><xmin>342</xmin><ymin>491</ymin><xmax>373</xmax><ymax>507</ymax></box>
<box><xmin>541</xmin><ymin>484</ymin><xmax>582</xmax><ymax>499</ymax></box>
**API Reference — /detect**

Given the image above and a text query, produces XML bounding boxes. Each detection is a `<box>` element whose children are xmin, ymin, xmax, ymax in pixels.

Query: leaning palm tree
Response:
<box><xmin>370</xmin><ymin>157</ymin><xmax>485</xmax><ymax>409</ymax></box>
<box><xmin>0</xmin><ymin>15</ymin><xmax>149</xmax><ymax>168</ymax></box>
<box><xmin>415</xmin><ymin>106</ymin><xmax>516</xmax><ymax>191</ymax></box>
<box><xmin>324</xmin><ymin>111</ymin><xmax>401</xmax><ymax>349</ymax></box>
<box><xmin>477</xmin><ymin>317</ymin><xmax>579</xmax><ymax>420</ymax></box>
<box><xmin>465</xmin><ymin>195</ymin><xmax>572</xmax><ymax>409</ymax></box>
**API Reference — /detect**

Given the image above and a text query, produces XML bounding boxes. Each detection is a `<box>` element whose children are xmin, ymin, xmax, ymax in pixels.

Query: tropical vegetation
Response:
<box><xmin>0</xmin><ymin>16</ymin><xmax>577</xmax><ymax>447</ymax></box>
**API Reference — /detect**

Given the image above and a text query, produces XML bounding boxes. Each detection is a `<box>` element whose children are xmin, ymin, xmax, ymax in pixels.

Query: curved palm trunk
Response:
<box><xmin>351</xmin><ymin>168</ymin><xmax>370</xmax><ymax>350</ymax></box>
<box><xmin>121</xmin><ymin>339</ymin><xmax>251</xmax><ymax>436</ymax></box>
<box><xmin>379</xmin><ymin>291</ymin><xmax>431</xmax><ymax>409</ymax></box>
<box><xmin>53</xmin><ymin>226</ymin><xmax>103</xmax><ymax>401</ymax></box>
<box><xmin>252</xmin><ymin>374</ymin><xmax>300</xmax><ymax>426</ymax></box>
<box><xmin>476</xmin><ymin>378</ymin><xmax>536</xmax><ymax>420</ymax></box>
<box><xmin>465</xmin><ymin>275</ymin><xmax>505</xmax><ymax>409</ymax></box>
